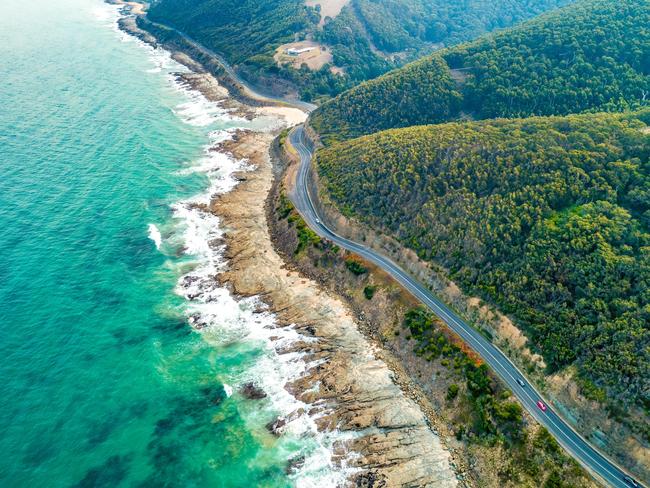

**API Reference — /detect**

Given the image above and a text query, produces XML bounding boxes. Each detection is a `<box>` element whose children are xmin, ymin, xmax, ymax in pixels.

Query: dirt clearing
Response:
<box><xmin>274</xmin><ymin>41</ymin><xmax>333</xmax><ymax>70</ymax></box>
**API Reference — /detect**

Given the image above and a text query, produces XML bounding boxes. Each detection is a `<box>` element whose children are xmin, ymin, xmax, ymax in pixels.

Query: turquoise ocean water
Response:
<box><xmin>0</xmin><ymin>1</ymin><xmax>346</xmax><ymax>486</ymax></box>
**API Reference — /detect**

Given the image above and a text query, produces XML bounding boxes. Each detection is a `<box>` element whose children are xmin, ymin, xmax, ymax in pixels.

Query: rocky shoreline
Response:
<box><xmin>213</xmin><ymin>129</ymin><xmax>459</xmax><ymax>486</ymax></box>
<box><xmin>112</xmin><ymin>4</ymin><xmax>461</xmax><ymax>486</ymax></box>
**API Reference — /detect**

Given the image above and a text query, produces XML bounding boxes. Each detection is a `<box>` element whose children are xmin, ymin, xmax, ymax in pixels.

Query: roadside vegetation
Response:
<box><xmin>316</xmin><ymin>111</ymin><xmax>650</xmax><ymax>420</ymax></box>
<box><xmin>277</xmin><ymin>192</ymin><xmax>321</xmax><ymax>254</ymax></box>
<box><xmin>308</xmin><ymin>0</ymin><xmax>649</xmax><ymax>477</ymax></box>
<box><xmin>344</xmin><ymin>257</ymin><xmax>368</xmax><ymax>275</ymax></box>
<box><xmin>363</xmin><ymin>285</ymin><xmax>377</xmax><ymax>300</ymax></box>
<box><xmin>271</xmin><ymin>182</ymin><xmax>594</xmax><ymax>486</ymax></box>
<box><xmin>403</xmin><ymin>306</ymin><xmax>589</xmax><ymax>487</ymax></box>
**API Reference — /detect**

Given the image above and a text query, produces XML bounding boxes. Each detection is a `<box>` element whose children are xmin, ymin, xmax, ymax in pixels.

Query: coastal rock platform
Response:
<box><xmin>212</xmin><ymin>128</ymin><xmax>458</xmax><ymax>487</ymax></box>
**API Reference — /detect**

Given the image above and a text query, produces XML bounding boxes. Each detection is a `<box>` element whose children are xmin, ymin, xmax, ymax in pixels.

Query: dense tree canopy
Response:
<box><xmin>317</xmin><ymin>0</ymin><xmax>570</xmax><ymax>83</ymax></box>
<box><xmin>147</xmin><ymin>0</ymin><xmax>345</xmax><ymax>100</ymax></box>
<box><xmin>311</xmin><ymin>0</ymin><xmax>650</xmax><ymax>140</ymax></box>
<box><xmin>148</xmin><ymin>0</ymin><xmax>317</xmax><ymax>64</ymax></box>
<box><xmin>311</xmin><ymin>56</ymin><xmax>462</xmax><ymax>142</ymax></box>
<box><xmin>316</xmin><ymin>111</ymin><xmax>650</xmax><ymax>407</ymax></box>
<box><xmin>350</xmin><ymin>0</ymin><xmax>571</xmax><ymax>51</ymax></box>
<box><xmin>147</xmin><ymin>0</ymin><xmax>572</xmax><ymax>100</ymax></box>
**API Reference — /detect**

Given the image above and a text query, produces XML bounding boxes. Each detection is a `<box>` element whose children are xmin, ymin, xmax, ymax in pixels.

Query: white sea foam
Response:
<box><xmin>169</xmin><ymin>138</ymin><xmax>359</xmax><ymax>488</ymax></box>
<box><xmin>94</xmin><ymin>2</ymin><xmax>188</xmax><ymax>76</ymax></box>
<box><xmin>107</xmin><ymin>8</ymin><xmax>358</xmax><ymax>486</ymax></box>
<box><xmin>173</xmin><ymin>97</ymin><xmax>226</xmax><ymax>127</ymax></box>
<box><xmin>148</xmin><ymin>223</ymin><xmax>162</xmax><ymax>250</ymax></box>
<box><xmin>172</xmin><ymin>196</ymin><xmax>358</xmax><ymax>486</ymax></box>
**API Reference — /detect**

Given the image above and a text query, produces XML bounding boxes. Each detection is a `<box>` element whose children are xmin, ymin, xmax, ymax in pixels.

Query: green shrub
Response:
<box><xmin>363</xmin><ymin>285</ymin><xmax>377</xmax><ymax>299</ymax></box>
<box><xmin>345</xmin><ymin>257</ymin><xmax>368</xmax><ymax>275</ymax></box>
<box><xmin>277</xmin><ymin>192</ymin><xmax>294</xmax><ymax>219</ymax></box>
<box><xmin>447</xmin><ymin>384</ymin><xmax>459</xmax><ymax>400</ymax></box>
<box><xmin>295</xmin><ymin>219</ymin><xmax>321</xmax><ymax>254</ymax></box>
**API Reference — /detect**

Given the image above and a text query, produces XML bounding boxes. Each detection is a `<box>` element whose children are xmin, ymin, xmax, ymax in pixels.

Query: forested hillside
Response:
<box><xmin>311</xmin><ymin>0</ymin><xmax>650</xmax><ymax>141</ymax></box>
<box><xmin>350</xmin><ymin>0</ymin><xmax>571</xmax><ymax>50</ymax></box>
<box><xmin>316</xmin><ymin>0</ymin><xmax>571</xmax><ymax>86</ymax></box>
<box><xmin>148</xmin><ymin>0</ymin><xmax>318</xmax><ymax>64</ymax></box>
<box><xmin>146</xmin><ymin>0</ymin><xmax>337</xmax><ymax>97</ymax></box>
<box><xmin>316</xmin><ymin>111</ymin><xmax>650</xmax><ymax>410</ymax></box>
<box><xmin>146</xmin><ymin>0</ymin><xmax>571</xmax><ymax>100</ymax></box>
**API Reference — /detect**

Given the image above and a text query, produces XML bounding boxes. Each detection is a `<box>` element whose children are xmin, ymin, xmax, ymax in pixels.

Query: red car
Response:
<box><xmin>537</xmin><ymin>401</ymin><xmax>548</xmax><ymax>411</ymax></box>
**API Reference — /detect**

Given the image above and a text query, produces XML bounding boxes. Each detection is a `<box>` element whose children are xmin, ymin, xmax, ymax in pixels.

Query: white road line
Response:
<box><xmin>289</xmin><ymin>126</ymin><xmax>639</xmax><ymax>488</ymax></box>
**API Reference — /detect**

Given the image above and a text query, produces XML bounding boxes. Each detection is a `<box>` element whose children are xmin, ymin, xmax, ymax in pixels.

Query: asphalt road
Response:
<box><xmin>288</xmin><ymin>125</ymin><xmax>644</xmax><ymax>488</ymax></box>
<box><xmin>134</xmin><ymin>13</ymin><xmax>642</xmax><ymax>486</ymax></box>
<box><xmin>143</xmin><ymin>18</ymin><xmax>317</xmax><ymax>113</ymax></box>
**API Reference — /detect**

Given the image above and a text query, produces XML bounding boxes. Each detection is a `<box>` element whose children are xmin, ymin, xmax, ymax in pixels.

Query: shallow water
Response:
<box><xmin>0</xmin><ymin>1</ymin><xmax>345</xmax><ymax>486</ymax></box>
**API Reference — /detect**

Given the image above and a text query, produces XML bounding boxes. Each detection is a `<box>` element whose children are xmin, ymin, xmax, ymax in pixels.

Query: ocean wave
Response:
<box><xmin>95</xmin><ymin>3</ymin><xmax>188</xmax><ymax>76</ymax></box>
<box><xmin>108</xmin><ymin>8</ymin><xmax>357</xmax><ymax>485</ymax></box>
<box><xmin>147</xmin><ymin>223</ymin><xmax>162</xmax><ymax>250</ymax></box>
<box><xmin>172</xmin><ymin>97</ymin><xmax>226</xmax><ymax>127</ymax></box>
<box><xmin>92</xmin><ymin>5</ymin><xmax>119</xmax><ymax>23</ymax></box>
<box><xmin>172</xmin><ymin>186</ymin><xmax>358</xmax><ymax>488</ymax></box>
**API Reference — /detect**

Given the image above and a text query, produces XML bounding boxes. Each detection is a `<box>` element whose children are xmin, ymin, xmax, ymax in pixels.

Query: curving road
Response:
<box><xmin>133</xmin><ymin>13</ymin><xmax>642</xmax><ymax>486</ymax></box>
<box><xmin>288</xmin><ymin>125</ymin><xmax>644</xmax><ymax>488</ymax></box>
<box><xmin>140</xmin><ymin>17</ymin><xmax>317</xmax><ymax>112</ymax></box>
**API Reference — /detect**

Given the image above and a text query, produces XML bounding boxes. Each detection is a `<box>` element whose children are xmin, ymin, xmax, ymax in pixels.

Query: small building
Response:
<box><xmin>286</xmin><ymin>47</ymin><xmax>315</xmax><ymax>56</ymax></box>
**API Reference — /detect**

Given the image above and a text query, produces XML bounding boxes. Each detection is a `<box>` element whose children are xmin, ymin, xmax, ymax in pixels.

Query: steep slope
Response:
<box><xmin>310</xmin><ymin>56</ymin><xmax>462</xmax><ymax>139</ymax></box>
<box><xmin>311</xmin><ymin>0</ymin><xmax>650</xmax><ymax>141</ymax></box>
<box><xmin>146</xmin><ymin>0</ymin><xmax>572</xmax><ymax>100</ymax></box>
<box><xmin>146</xmin><ymin>0</ymin><xmax>330</xmax><ymax>98</ymax></box>
<box><xmin>148</xmin><ymin>0</ymin><xmax>317</xmax><ymax>65</ymax></box>
<box><xmin>317</xmin><ymin>0</ymin><xmax>572</xmax><ymax>83</ymax></box>
<box><xmin>316</xmin><ymin>111</ymin><xmax>650</xmax><ymax>411</ymax></box>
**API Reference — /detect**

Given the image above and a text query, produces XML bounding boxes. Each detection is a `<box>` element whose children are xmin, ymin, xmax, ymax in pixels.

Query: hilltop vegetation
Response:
<box><xmin>146</xmin><ymin>0</ymin><xmax>340</xmax><ymax>97</ymax></box>
<box><xmin>316</xmin><ymin>0</ymin><xmax>570</xmax><ymax>84</ymax></box>
<box><xmin>147</xmin><ymin>0</ymin><xmax>571</xmax><ymax>100</ymax></box>
<box><xmin>316</xmin><ymin>111</ymin><xmax>650</xmax><ymax>411</ymax></box>
<box><xmin>346</xmin><ymin>0</ymin><xmax>571</xmax><ymax>51</ymax></box>
<box><xmin>311</xmin><ymin>0</ymin><xmax>650</xmax><ymax>141</ymax></box>
<box><xmin>312</xmin><ymin>56</ymin><xmax>462</xmax><ymax>138</ymax></box>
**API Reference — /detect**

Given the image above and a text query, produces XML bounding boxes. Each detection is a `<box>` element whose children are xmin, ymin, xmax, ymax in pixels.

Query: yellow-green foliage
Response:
<box><xmin>278</xmin><ymin>192</ymin><xmax>321</xmax><ymax>254</ymax></box>
<box><xmin>318</xmin><ymin>111</ymin><xmax>650</xmax><ymax>409</ymax></box>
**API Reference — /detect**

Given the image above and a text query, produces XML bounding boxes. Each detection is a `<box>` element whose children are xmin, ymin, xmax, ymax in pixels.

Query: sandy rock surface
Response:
<box><xmin>114</xmin><ymin>12</ymin><xmax>459</xmax><ymax>483</ymax></box>
<box><xmin>211</xmin><ymin>129</ymin><xmax>458</xmax><ymax>486</ymax></box>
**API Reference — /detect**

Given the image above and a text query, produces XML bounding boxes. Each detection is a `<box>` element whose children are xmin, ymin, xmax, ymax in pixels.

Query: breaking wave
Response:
<box><xmin>104</xmin><ymin>5</ymin><xmax>358</xmax><ymax>485</ymax></box>
<box><xmin>147</xmin><ymin>223</ymin><xmax>162</xmax><ymax>249</ymax></box>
